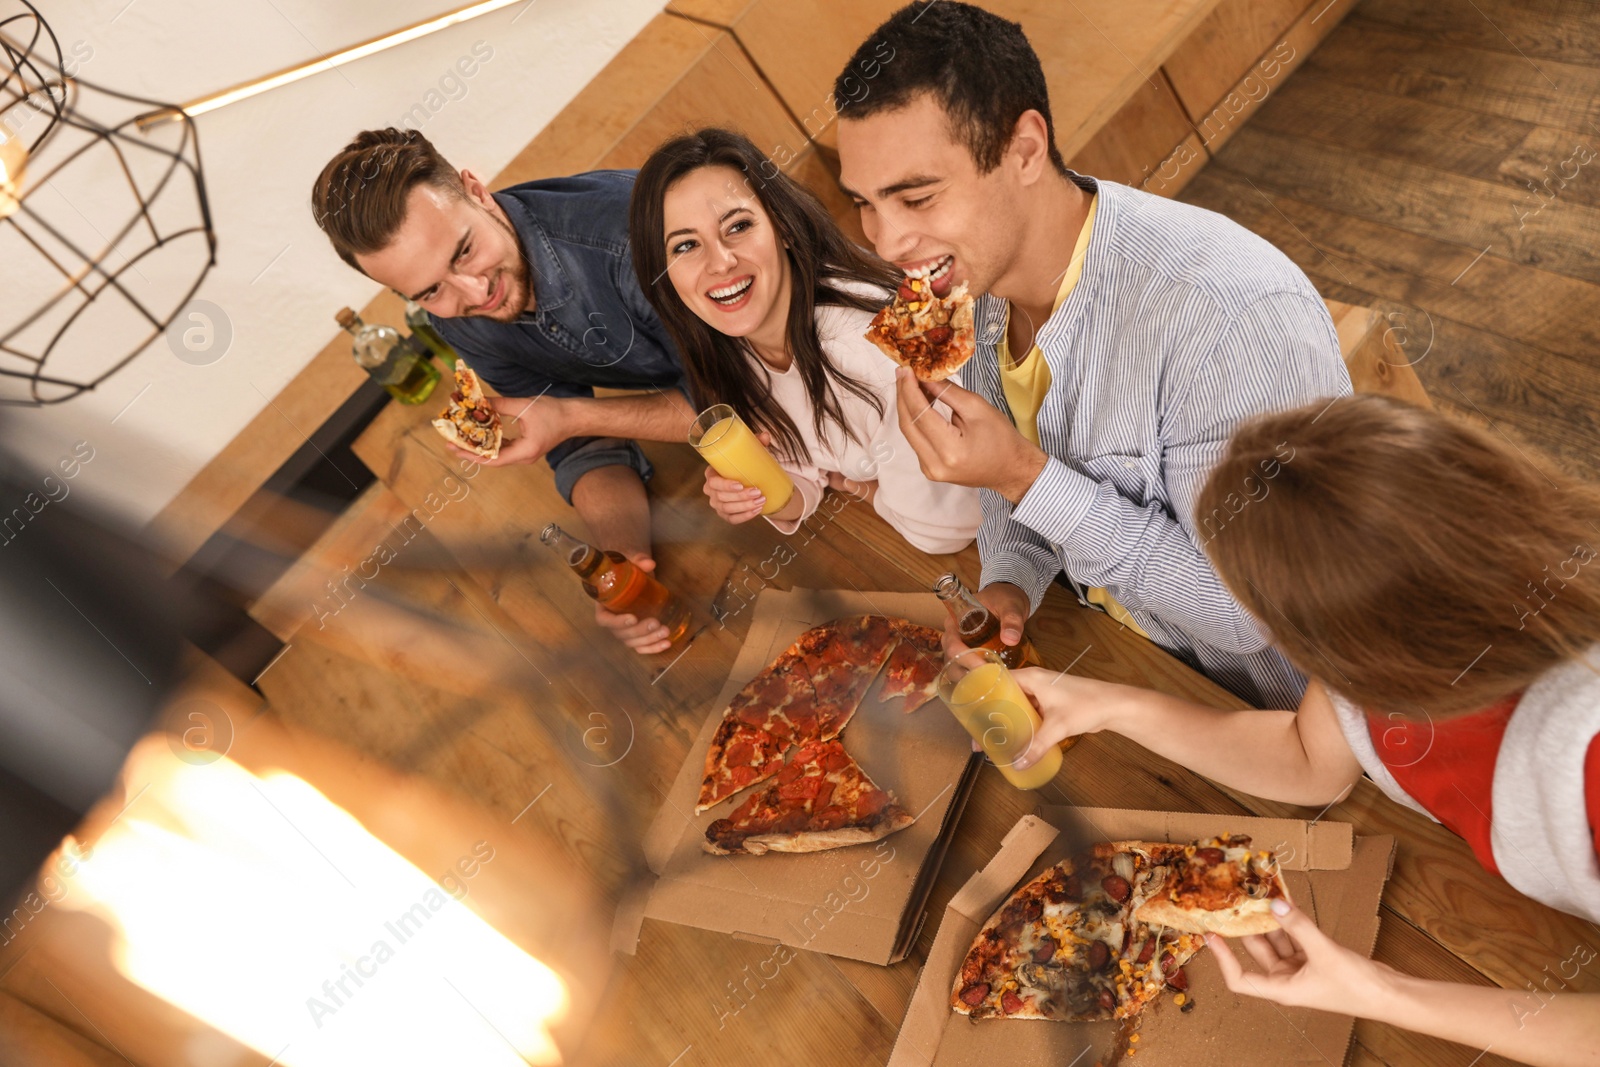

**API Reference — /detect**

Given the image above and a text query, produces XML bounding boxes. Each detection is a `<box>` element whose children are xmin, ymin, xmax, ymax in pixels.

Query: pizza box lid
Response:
<box><xmin>888</xmin><ymin>807</ymin><xmax>1395</xmax><ymax>1067</ymax></box>
<box><xmin>622</xmin><ymin>587</ymin><xmax>982</xmax><ymax>966</ymax></box>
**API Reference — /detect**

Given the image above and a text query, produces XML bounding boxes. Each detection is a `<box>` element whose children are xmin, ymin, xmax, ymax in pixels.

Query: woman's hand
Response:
<box><xmin>702</xmin><ymin>430</ymin><xmax>778</xmax><ymax>523</ymax></box>
<box><xmin>1214</xmin><ymin>902</ymin><xmax>1600</xmax><ymax>1067</ymax></box>
<box><xmin>703</xmin><ymin>467</ymin><xmax>767</xmax><ymax>523</ymax></box>
<box><xmin>1208</xmin><ymin>900</ymin><xmax>1397</xmax><ymax>1018</ymax></box>
<box><xmin>1009</xmin><ymin>669</ymin><xmax>1124</xmax><ymax>768</ymax></box>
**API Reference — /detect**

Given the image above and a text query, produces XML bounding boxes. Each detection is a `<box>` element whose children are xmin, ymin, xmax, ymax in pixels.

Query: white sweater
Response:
<box><xmin>1329</xmin><ymin>651</ymin><xmax>1600</xmax><ymax>923</ymax></box>
<box><xmin>750</xmin><ymin>301</ymin><xmax>982</xmax><ymax>555</ymax></box>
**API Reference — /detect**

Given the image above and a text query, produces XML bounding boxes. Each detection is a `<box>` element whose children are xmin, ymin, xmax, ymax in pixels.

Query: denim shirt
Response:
<box><xmin>429</xmin><ymin>170</ymin><xmax>686</xmax><ymax>500</ymax></box>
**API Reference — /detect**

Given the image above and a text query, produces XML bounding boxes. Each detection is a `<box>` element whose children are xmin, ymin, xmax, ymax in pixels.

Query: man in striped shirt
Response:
<box><xmin>833</xmin><ymin>2</ymin><xmax>1351</xmax><ymax>708</ymax></box>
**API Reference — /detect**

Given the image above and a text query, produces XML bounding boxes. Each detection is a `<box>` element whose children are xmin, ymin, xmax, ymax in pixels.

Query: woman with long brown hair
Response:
<box><xmin>629</xmin><ymin>127</ymin><xmax>980</xmax><ymax>553</ymax></box>
<box><xmin>1003</xmin><ymin>393</ymin><xmax>1600</xmax><ymax>1066</ymax></box>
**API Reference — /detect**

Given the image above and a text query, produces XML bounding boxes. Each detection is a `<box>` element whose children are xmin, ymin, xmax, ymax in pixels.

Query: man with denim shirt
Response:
<box><xmin>833</xmin><ymin>3</ymin><xmax>1351</xmax><ymax>707</ymax></box>
<box><xmin>313</xmin><ymin>128</ymin><xmax>694</xmax><ymax>655</ymax></box>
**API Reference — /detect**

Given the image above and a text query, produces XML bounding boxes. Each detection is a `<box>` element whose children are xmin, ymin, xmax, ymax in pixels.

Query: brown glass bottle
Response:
<box><xmin>540</xmin><ymin>524</ymin><xmax>691</xmax><ymax>645</ymax></box>
<box><xmin>933</xmin><ymin>572</ymin><xmax>1039</xmax><ymax>669</ymax></box>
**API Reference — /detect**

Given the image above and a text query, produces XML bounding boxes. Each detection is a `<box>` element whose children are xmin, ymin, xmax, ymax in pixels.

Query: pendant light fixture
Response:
<box><xmin>0</xmin><ymin>0</ymin><xmax>215</xmax><ymax>405</ymax></box>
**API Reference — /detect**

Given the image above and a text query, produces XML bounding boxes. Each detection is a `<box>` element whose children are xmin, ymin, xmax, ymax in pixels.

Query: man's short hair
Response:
<box><xmin>832</xmin><ymin>1</ymin><xmax>1066</xmax><ymax>175</ymax></box>
<box><xmin>311</xmin><ymin>127</ymin><xmax>466</xmax><ymax>270</ymax></box>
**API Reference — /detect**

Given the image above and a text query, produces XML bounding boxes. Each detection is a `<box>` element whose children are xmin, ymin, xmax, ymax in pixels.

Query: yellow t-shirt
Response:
<box><xmin>996</xmin><ymin>196</ymin><xmax>1150</xmax><ymax>640</ymax></box>
<box><xmin>996</xmin><ymin>193</ymin><xmax>1097</xmax><ymax>443</ymax></box>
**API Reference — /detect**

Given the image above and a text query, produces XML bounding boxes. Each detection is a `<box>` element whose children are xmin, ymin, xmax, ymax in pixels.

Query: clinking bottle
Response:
<box><xmin>540</xmin><ymin>524</ymin><xmax>691</xmax><ymax>646</ymax></box>
<box><xmin>934</xmin><ymin>572</ymin><xmax>1040</xmax><ymax>669</ymax></box>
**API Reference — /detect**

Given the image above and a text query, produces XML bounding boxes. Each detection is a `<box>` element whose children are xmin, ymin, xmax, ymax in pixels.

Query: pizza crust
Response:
<box><xmin>1135</xmin><ymin>896</ymin><xmax>1284</xmax><ymax>937</ymax></box>
<box><xmin>1130</xmin><ymin>836</ymin><xmax>1293</xmax><ymax>936</ymax></box>
<box><xmin>703</xmin><ymin>810</ymin><xmax>914</xmax><ymax>856</ymax></box>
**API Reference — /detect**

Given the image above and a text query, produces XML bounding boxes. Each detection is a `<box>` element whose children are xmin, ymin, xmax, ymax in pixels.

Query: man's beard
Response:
<box><xmin>475</xmin><ymin>207</ymin><xmax>533</xmax><ymax>322</ymax></box>
<box><xmin>476</xmin><ymin>266</ymin><xmax>529</xmax><ymax>323</ymax></box>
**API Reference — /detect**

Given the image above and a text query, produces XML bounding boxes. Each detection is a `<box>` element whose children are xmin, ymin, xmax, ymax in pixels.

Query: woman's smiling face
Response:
<box><xmin>661</xmin><ymin>165</ymin><xmax>791</xmax><ymax>343</ymax></box>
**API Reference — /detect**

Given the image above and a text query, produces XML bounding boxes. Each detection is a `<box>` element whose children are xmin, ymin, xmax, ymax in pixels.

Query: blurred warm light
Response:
<box><xmin>0</xmin><ymin>122</ymin><xmax>25</xmax><ymax>219</ymax></box>
<box><xmin>56</xmin><ymin>736</ymin><xmax>568</xmax><ymax>1065</ymax></box>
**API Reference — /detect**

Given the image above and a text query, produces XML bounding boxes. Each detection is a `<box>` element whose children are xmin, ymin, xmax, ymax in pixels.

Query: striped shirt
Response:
<box><xmin>969</xmin><ymin>174</ymin><xmax>1351</xmax><ymax>709</ymax></box>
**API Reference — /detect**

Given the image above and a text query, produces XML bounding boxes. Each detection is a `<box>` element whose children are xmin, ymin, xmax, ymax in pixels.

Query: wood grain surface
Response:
<box><xmin>208</xmin><ymin>281</ymin><xmax>1586</xmax><ymax>1064</ymax></box>
<box><xmin>1183</xmin><ymin>0</ymin><xmax>1600</xmax><ymax>485</ymax></box>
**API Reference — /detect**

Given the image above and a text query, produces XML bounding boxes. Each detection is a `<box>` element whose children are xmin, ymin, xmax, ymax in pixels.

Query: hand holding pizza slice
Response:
<box><xmin>1133</xmin><ymin>834</ymin><xmax>1292</xmax><ymax>936</ymax></box>
<box><xmin>951</xmin><ymin>836</ymin><xmax>1289</xmax><ymax>1024</ymax></box>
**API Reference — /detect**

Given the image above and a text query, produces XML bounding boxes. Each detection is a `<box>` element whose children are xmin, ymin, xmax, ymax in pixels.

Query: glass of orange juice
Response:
<box><xmin>688</xmin><ymin>404</ymin><xmax>795</xmax><ymax>516</ymax></box>
<box><xmin>937</xmin><ymin>648</ymin><xmax>1063</xmax><ymax>790</ymax></box>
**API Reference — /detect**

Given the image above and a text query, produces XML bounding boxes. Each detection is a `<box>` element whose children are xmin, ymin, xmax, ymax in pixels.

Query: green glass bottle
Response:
<box><xmin>336</xmin><ymin>308</ymin><xmax>440</xmax><ymax>405</ymax></box>
<box><xmin>406</xmin><ymin>299</ymin><xmax>459</xmax><ymax>368</ymax></box>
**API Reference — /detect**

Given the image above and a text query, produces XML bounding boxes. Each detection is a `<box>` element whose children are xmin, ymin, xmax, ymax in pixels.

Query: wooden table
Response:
<box><xmin>243</xmin><ymin>391</ymin><xmax>1593</xmax><ymax>1067</ymax></box>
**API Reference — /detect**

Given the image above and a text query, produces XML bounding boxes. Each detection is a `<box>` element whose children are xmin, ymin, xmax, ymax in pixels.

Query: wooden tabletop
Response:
<box><xmin>246</xmin><ymin>390</ymin><xmax>1595</xmax><ymax>1067</ymax></box>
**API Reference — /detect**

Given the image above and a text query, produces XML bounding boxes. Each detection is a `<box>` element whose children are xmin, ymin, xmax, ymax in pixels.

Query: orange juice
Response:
<box><xmin>940</xmin><ymin>654</ymin><xmax>1062</xmax><ymax>790</ymax></box>
<box><xmin>689</xmin><ymin>405</ymin><xmax>795</xmax><ymax>516</ymax></box>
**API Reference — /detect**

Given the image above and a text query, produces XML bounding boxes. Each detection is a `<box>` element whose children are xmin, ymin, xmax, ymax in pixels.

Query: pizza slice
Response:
<box><xmin>698</xmin><ymin>662</ymin><xmax>816</xmax><ymax>813</ymax></box>
<box><xmin>432</xmin><ymin>360</ymin><xmax>502</xmax><ymax>459</ymax></box>
<box><xmin>864</xmin><ymin>276</ymin><xmax>976</xmax><ymax>382</ymax></box>
<box><xmin>1133</xmin><ymin>834</ymin><xmax>1291</xmax><ymax>936</ymax></box>
<box><xmin>798</xmin><ymin>615</ymin><xmax>900</xmax><ymax>736</ymax></box>
<box><xmin>696</xmin><ymin>616</ymin><xmax>902</xmax><ymax>812</ymax></box>
<box><xmin>880</xmin><ymin>619</ymin><xmax>943</xmax><ymax>713</ymax></box>
<box><xmin>703</xmin><ymin>738</ymin><xmax>914</xmax><ymax>855</ymax></box>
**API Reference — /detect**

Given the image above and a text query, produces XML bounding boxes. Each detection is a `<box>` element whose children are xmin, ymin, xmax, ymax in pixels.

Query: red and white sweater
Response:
<box><xmin>1329</xmin><ymin>652</ymin><xmax>1600</xmax><ymax>924</ymax></box>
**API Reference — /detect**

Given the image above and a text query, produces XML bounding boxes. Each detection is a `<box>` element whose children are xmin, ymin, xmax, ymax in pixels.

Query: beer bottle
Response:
<box><xmin>933</xmin><ymin>572</ymin><xmax>1039</xmax><ymax>669</ymax></box>
<box><xmin>335</xmin><ymin>308</ymin><xmax>441</xmax><ymax>405</ymax></box>
<box><xmin>540</xmin><ymin>524</ymin><xmax>692</xmax><ymax>646</ymax></box>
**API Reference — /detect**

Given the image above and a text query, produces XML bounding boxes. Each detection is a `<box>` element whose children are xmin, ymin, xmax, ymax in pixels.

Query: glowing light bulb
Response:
<box><xmin>0</xmin><ymin>124</ymin><xmax>26</xmax><ymax>219</ymax></box>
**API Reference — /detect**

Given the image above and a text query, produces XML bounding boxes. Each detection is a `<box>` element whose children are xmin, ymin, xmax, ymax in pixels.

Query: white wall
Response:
<box><xmin>0</xmin><ymin>0</ymin><xmax>662</xmax><ymax>524</ymax></box>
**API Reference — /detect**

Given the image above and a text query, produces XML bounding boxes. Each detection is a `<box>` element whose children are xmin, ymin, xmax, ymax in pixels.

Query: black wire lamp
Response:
<box><xmin>0</xmin><ymin>0</ymin><xmax>216</xmax><ymax>405</ymax></box>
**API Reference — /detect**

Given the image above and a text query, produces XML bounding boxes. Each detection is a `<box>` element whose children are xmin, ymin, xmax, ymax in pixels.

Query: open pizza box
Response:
<box><xmin>888</xmin><ymin>806</ymin><xmax>1396</xmax><ymax>1067</ymax></box>
<box><xmin>620</xmin><ymin>588</ymin><xmax>982</xmax><ymax>966</ymax></box>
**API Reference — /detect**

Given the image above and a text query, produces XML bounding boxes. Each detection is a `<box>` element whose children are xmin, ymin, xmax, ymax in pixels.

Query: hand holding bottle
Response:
<box><xmin>593</xmin><ymin>554</ymin><xmax>677</xmax><ymax>655</ymax></box>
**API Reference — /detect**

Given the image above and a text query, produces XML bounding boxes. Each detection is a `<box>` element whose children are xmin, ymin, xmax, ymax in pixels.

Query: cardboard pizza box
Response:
<box><xmin>623</xmin><ymin>587</ymin><xmax>982</xmax><ymax>966</ymax></box>
<box><xmin>889</xmin><ymin>807</ymin><xmax>1396</xmax><ymax>1067</ymax></box>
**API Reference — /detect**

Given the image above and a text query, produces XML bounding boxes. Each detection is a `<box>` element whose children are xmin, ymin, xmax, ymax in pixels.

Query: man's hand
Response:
<box><xmin>593</xmin><ymin>554</ymin><xmax>676</xmax><ymax>655</ymax></box>
<box><xmin>940</xmin><ymin>580</ymin><xmax>1031</xmax><ymax>659</ymax></box>
<box><xmin>894</xmin><ymin>367</ymin><xmax>1048</xmax><ymax>503</ymax></box>
<box><xmin>447</xmin><ymin>394</ymin><xmax>569</xmax><ymax>467</ymax></box>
